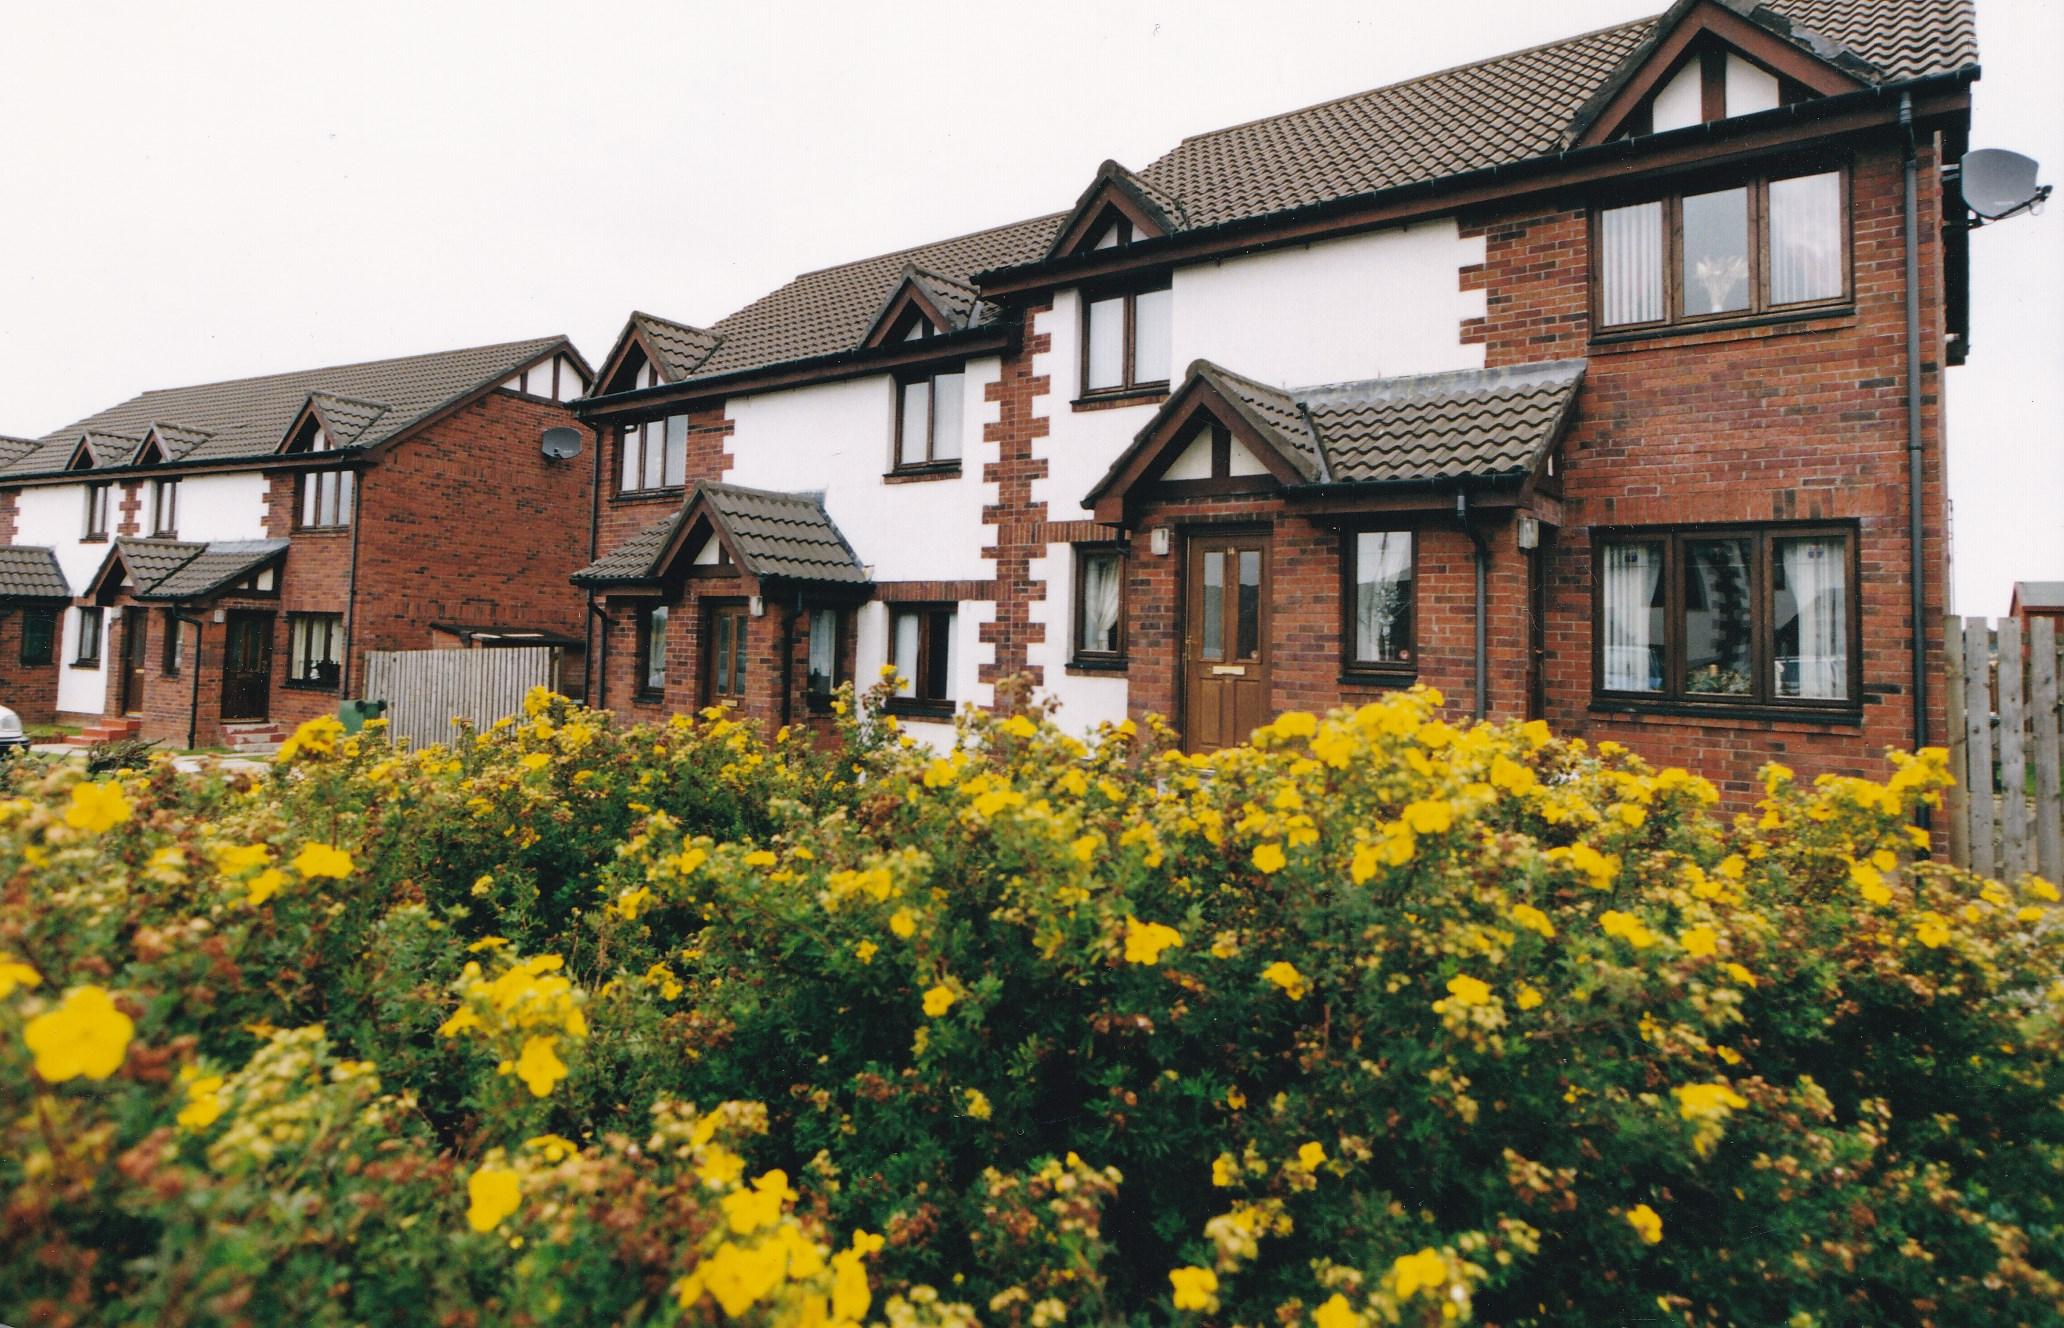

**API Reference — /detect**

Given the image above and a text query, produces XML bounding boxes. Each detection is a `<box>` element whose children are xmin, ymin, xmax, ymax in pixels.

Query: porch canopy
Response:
<box><xmin>1083</xmin><ymin>357</ymin><xmax>1587</xmax><ymax>524</ymax></box>
<box><xmin>0</xmin><ymin>546</ymin><xmax>72</xmax><ymax>604</ymax></box>
<box><xmin>80</xmin><ymin>538</ymin><xmax>289</xmax><ymax>605</ymax></box>
<box><xmin>572</xmin><ymin>481</ymin><xmax>870</xmax><ymax>596</ymax></box>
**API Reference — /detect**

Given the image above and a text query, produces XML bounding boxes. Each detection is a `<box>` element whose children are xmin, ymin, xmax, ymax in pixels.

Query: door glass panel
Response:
<box><xmin>714</xmin><ymin>615</ymin><xmax>732</xmax><ymax>694</ymax></box>
<box><xmin>1682</xmin><ymin>187</ymin><xmax>1751</xmax><ymax>315</ymax></box>
<box><xmin>1236</xmin><ymin>550</ymin><xmax>1261</xmax><ymax>660</ymax></box>
<box><xmin>1200</xmin><ymin>550</ymin><xmax>1224</xmax><ymax>661</ymax></box>
<box><xmin>732</xmin><ymin>613</ymin><xmax>748</xmax><ymax>694</ymax></box>
<box><xmin>1683</xmin><ymin>538</ymin><xmax>1754</xmax><ymax>695</ymax></box>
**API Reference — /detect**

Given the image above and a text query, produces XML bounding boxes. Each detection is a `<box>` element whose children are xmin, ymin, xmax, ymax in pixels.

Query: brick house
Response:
<box><xmin>0</xmin><ymin>338</ymin><xmax>594</xmax><ymax>748</ymax></box>
<box><xmin>574</xmin><ymin>0</ymin><xmax>1978</xmax><ymax>799</ymax></box>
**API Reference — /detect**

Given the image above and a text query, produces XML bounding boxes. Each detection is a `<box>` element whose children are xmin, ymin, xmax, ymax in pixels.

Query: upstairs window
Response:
<box><xmin>1595</xmin><ymin>525</ymin><xmax>1854</xmax><ymax>710</ymax></box>
<box><xmin>621</xmin><ymin>416</ymin><xmax>687</xmax><ymax>493</ymax></box>
<box><xmin>894</xmin><ymin>368</ymin><xmax>964</xmax><ymax>471</ymax></box>
<box><xmin>84</xmin><ymin>483</ymin><xmax>111</xmax><ymax>539</ymax></box>
<box><xmin>150</xmin><ymin>478</ymin><xmax>179</xmax><ymax>537</ymax></box>
<box><xmin>888</xmin><ymin>604</ymin><xmax>956</xmax><ymax>717</ymax></box>
<box><xmin>1082</xmin><ymin>283</ymin><xmax>1171</xmax><ymax>396</ymax></box>
<box><xmin>1595</xmin><ymin>168</ymin><xmax>1847</xmax><ymax>332</ymax></box>
<box><xmin>1345</xmin><ymin>530</ymin><xmax>1415</xmax><ymax>675</ymax></box>
<box><xmin>299</xmin><ymin>469</ymin><xmax>355</xmax><ymax>529</ymax></box>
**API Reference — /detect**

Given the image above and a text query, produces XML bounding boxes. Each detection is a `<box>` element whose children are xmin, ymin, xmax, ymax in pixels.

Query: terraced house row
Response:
<box><xmin>0</xmin><ymin>0</ymin><xmax>1983</xmax><ymax>796</ymax></box>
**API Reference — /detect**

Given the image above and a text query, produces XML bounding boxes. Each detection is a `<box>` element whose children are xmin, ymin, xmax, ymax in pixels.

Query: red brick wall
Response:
<box><xmin>595</xmin><ymin>405</ymin><xmax>732</xmax><ymax>554</ymax></box>
<box><xmin>1459</xmin><ymin>138</ymin><xmax>1950</xmax><ymax>799</ymax></box>
<box><xmin>981</xmin><ymin>304</ymin><xmax>1055</xmax><ymax>696</ymax></box>
<box><xmin>596</xmin><ymin>579</ymin><xmax>839</xmax><ymax>735</ymax></box>
<box><xmin>0</xmin><ymin>606</ymin><xmax>61</xmax><ymax>725</ymax></box>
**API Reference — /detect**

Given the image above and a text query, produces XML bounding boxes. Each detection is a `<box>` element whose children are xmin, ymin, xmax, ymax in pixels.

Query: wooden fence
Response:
<box><xmin>1944</xmin><ymin>615</ymin><xmax>2063</xmax><ymax>880</ymax></box>
<box><xmin>361</xmin><ymin>647</ymin><xmax>557</xmax><ymax>748</ymax></box>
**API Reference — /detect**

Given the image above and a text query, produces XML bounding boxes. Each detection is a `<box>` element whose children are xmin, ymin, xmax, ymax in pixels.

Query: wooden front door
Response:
<box><xmin>221</xmin><ymin>612</ymin><xmax>273</xmax><ymax>721</ymax></box>
<box><xmin>1183</xmin><ymin>533</ymin><xmax>1269</xmax><ymax>752</ymax></box>
<box><xmin>118</xmin><ymin>611</ymin><xmax>149</xmax><ymax>715</ymax></box>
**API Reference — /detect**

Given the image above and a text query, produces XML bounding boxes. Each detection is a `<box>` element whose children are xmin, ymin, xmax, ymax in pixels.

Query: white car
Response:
<box><xmin>0</xmin><ymin>704</ymin><xmax>28</xmax><ymax>755</ymax></box>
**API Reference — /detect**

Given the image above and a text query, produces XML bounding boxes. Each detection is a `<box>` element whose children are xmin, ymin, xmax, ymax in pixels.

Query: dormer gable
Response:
<box><xmin>65</xmin><ymin>431</ymin><xmax>143</xmax><ymax>472</ymax></box>
<box><xmin>594</xmin><ymin>312</ymin><xmax>723</xmax><ymax>395</ymax></box>
<box><xmin>1569</xmin><ymin>0</ymin><xmax>1871</xmax><ymax>148</ymax></box>
<box><xmin>1046</xmin><ymin>160</ymin><xmax>1187</xmax><ymax>260</ymax></box>
<box><xmin>277</xmin><ymin>392</ymin><xmax>391</xmax><ymax>455</ymax></box>
<box><xmin>860</xmin><ymin>267</ymin><xmax>983</xmax><ymax>349</ymax></box>
<box><xmin>141</xmin><ymin>422</ymin><xmax>212</xmax><ymax>463</ymax></box>
<box><xmin>131</xmin><ymin>436</ymin><xmax>168</xmax><ymax>467</ymax></box>
<box><xmin>1085</xmin><ymin>362</ymin><xmax>1321</xmax><ymax>523</ymax></box>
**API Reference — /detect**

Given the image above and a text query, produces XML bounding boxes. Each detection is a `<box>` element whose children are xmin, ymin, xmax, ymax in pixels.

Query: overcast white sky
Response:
<box><xmin>0</xmin><ymin>0</ymin><xmax>2056</xmax><ymax>612</ymax></box>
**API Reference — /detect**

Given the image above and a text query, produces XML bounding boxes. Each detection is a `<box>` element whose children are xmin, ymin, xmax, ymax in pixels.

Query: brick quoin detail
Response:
<box><xmin>981</xmin><ymin>302</ymin><xmax>1053</xmax><ymax>698</ymax></box>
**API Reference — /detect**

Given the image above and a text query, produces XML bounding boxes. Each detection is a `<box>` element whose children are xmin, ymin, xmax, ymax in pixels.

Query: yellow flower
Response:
<box><xmin>1124</xmin><ymin>918</ymin><xmax>1183</xmax><ymax>965</ymax></box>
<box><xmin>1169</xmin><ymin>1266</ymin><xmax>1219</xmax><ymax>1312</ymax></box>
<box><xmin>1438</xmin><ymin>973</ymin><xmax>1492</xmax><ymax>1009</ymax></box>
<box><xmin>1509</xmin><ymin>902</ymin><xmax>1555</xmax><ymax>939</ymax></box>
<box><xmin>0</xmin><ymin>954</ymin><xmax>43</xmax><ymax>1000</ymax></box>
<box><xmin>244</xmin><ymin>868</ymin><xmax>287</xmax><ymax>907</ymax></box>
<box><xmin>1251</xmin><ymin>842</ymin><xmax>1287</xmax><ymax>874</ymax></box>
<box><xmin>1626</xmin><ymin>1203</ymin><xmax>1663</xmax><ymax>1244</ymax></box>
<box><xmin>64</xmin><ymin>780</ymin><xmax>132</xmax><ymax>833</ymax></box>
<box><xmin>1001</xmin><ymin>714</ymin><xmax>1039</xmax><ymax>739</ymax></box>
<box><xmin>1678</xmin><ymin>925</ymin><xmax>1719</xmax><ymax>959</ymax></box>
<box><xmin>1675</xmin><ymin>1081</ymin><xmax>1748</xmax><ymax>1120</ymax></box>
<box><xmin>1600</xmin><ymin>909</ymin><xmax>1658</xmax><ymax>949</ymax></box>
<box><xmin>1400</xmin><ymin>799</ymin><xmax>1453</xmax><ymax>835</ymax></box>
<box><xmin>964</xmin><ymin>1088</ymin><xmax>993</xmax><ymax>1120</ymax></box>
<box><xmin>1914</xmin><ymin>911</ymin><xmax>1953</xmax><ymax>949</ymax></box>
<box><xmin>466</xmin><ymin>1165</ymin><xmax>522</xmax><ymax>1233</ymax></box>
<box><xmin>176</xmin><ymin>1072</ymin><xmax>227</xmax><ymax>1131</ymax></box>
<box><xmin>1489</xmin><ymin>754</ymin><xmax>1538</xmax><ymax>795</ymax></box>
<box><xmin>1722</xmin><ymin>961</ymin><xmax>1758</xmax><ymax>988</ymax></box>
<box><xmin>24</xmin><ymin>985</ymin><xmax>134</xmax><ymax>1082</ymax></box>
<box><xmin>922</xmin><ymin>984</ymin><xmax>957</xmax><ymax>1018</ymax></box>
<box><xmin>526</xmin><ymin>1133</ymin><xmax>579</xmax><ymax>1163</ymax></box>
<box><xmin>512</xmin><ymin>1035</ymin><xmax>568</xmax><ymax>1097</ymax></box>
<box><xmin>1515</xmin><ymin>984</ymin><xmax>1544</xmax><ymax>1011</ymax></box>
<box><xmin>719</xmin><ymin>1168</ymin><xmax>793</xmax><ymax>1234</ymax></box>
<box><xmin>292</xmin><ymin>842</ymin><xmax>353</xmax><ymax>879</ymax></box>
<box><xmin>1390</xmin><ymin>1248</ymin><xmax>1447</xmax><ymax>1300</ymax></box>
<box><xmin>1850</xmin><ymin>861</ymin><xmax>1893</xmax><ymax>906</ymax></box>
<box><xmin>832</xmin><ymin>1233</ymin><xmax>879</xmax><ymax>1322</ymax></box>
<box><xmin>1313</xmin><ymin>1293</ymin><xmax>1362</xmax><ymax>1328</ymax></box>
<box><xmin>854</xmin><ymin>940</ymin><xmax>879</xmax><ymax>964</ymax></box>
<box><xmin>1261</xmin><ymin>961</ymin><xmax>1308</xmax><ymax>1000</ymax></box>
<box><xmin>1296</xmin><ymin>1140</ymin><xmax>1326</xmax><ymax>1170</ymax></box>
<box><xmin>1211</xmin><ymin>1153</ymin><xmax>1239</xmax><ymax>1187</ymax></box>
<box><xmin>889</xmin><ymin>909</ymin><xmax>918</xmax><ymax>939</ymax></box>
<box><xmin>743</xmin><ymin>850</ymin><xmax>778</xmax><ymax>869</ymax></box>
<box><xmin>2027</xmin><ymin>877</ymin><xmax>2060</xmax><ymax>903</ymax></box>
<box><xmin>519</xmin><ymin>752</ymin><xmax>551</xmax><ymax>772</ymax></box>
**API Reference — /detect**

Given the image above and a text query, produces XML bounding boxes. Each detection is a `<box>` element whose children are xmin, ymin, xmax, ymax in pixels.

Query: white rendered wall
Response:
<box><xmin>16</xmin><ymin>482</ymin><xmax>110</xmax><ymax>591</ymax></box>
<box><xmin>1652</xmin><ymin>60</ymin><xmax>1705</xmax><ymax>132</ymax></box>
<box><xmin>173</xmin><ymin>473</ymin><xmax>268</xmax><ymax>541</ymax></box>
<box><xmin>56</xmin><ymin>607</ymin><xmax>109</xmax><ymax>714</ymax></box>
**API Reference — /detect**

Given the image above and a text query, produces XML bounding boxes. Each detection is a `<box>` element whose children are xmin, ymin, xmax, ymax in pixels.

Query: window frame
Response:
<box><xmin>161</xmin><ymin>608</ymin><xmax>182</xmax><ymax>675</ymax></box>
<box><xmin>618</xmin><ymin>415</ymin><xmax>688</xmax><ymax>496</ymax></box>
<box><xmin>635</xmin><ymin>602</ymin><xmax>669</xmax><ymax>700</ymax></box>
<box><xmin>702</xmin><ymin>600</ymin><xmax>750</xmax><ymax>707</ymax></box>
<box><xmin>83</xmin><ymin>482</ymin><xmax>111</xmax><ymax>541</ymax></box>
<box><xmin>284</xmin><ymin>612</ymin><xmax>344</xmax><ymax>690</ymax></box>
<box><xmin>297</xmin><ymin>468</ymin><xmax>355</xmax><ymax>531</ymax></box>
<box><xmin>1590</xmin><ymin>522</ymin><xmax>1862</xmax><ymax>716</ymax></box>
<box><xmin>1078</xmin><ymin>280</ymin><xmax>1172</xmax><ymax>399</ymax></box>
<box><xmin>889</xmin><ymin>366</ymin><xmax>966</xmax><ymax>474</ymax></box>
<box><xmin>150</xmin><ymin>477</ymin><xmax>179</xmax><ymax>537</ymax></box>
<box><xmin>1070</xmin><ymin>544</ymin><xmax>1127</xmax><ymax>668</ymax></box>
<box><xmin>1590</xmin><ymin>162</ymin><xmax>1853</xmax><ymax>337</ymax></box>
<box><xmin>804</xmin><ymin>606</ymin><xmax>849</xmax><ymax>712</ymax></box>
<box><xmin>885</xmin><ymin>603</ymin><xmax>957</xmax><ymax>719</ymax></box>
<box><xmin>1338</xmin><ymin>527</ymin><xmax>1419</xmax><ymax>681</ymax></box>
<box><xmin>20</xmin><ymin>606</ymin><xmax>57</xmax><ymax>666</ymax></box>
<box><xmin>73</xmin><ymin>606</ymin><xmax>104</xmax><ymax>667</ymax></box>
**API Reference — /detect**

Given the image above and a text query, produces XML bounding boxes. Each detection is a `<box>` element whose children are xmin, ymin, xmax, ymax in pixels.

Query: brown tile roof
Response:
<box><xmin>143</xmin><ymin>422</ymin><xmax>213</xmax><ymax>459</ymax></box>
<box><xmin>604</xmin><ymin>2</ymin><xmax>1970</xmax><ymax>397</ymax></box>
<box><xmin>111</xmin><ymin>538</ymin><xmax>289</xmax><ymax>601</ymax></box>
<box><xmin>306</xmin><ymin>392</ymin><xmax>393</xmax><ymax>448</ymax></box>
<box><xmin>0</xmin><ymin>546</ymin><xmax>70</xmax><ymax>600</ymax></box>
<box><xmin>632</xmin><ymin>313</ymin><xmax>725</xmax><ymax>382</ymax></box>
<box><xmin>572</xmin><ymin>482</ymin><xmax>868</xmax><ymax>588</ymax></box>
<box><xmin>5</xmin><ymin>337</ymin><xmax>572</xmax><ymax>479</ymax></box>
<box><xmin>2014</xmin><ymin>581</ymin><xmax>2064</xmax><ymax>612</ymax></box>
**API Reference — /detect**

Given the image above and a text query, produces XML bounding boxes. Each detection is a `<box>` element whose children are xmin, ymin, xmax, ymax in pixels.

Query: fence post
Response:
<box><xmin>1944</xmin><ymin>617</ymin><xmax>1969</xmax><ymax>869</ymax></box>
<box><xmin>1963</xmin><ymin>617</ymin><xmax>1996</xmax><ymax>880</ymax></box>
<box><xmin>2033</xmin><ymin>616</ymin><xmax>2062</xmax><ymax>883</ymax></box>
<box><xmin>1997</xmin><ymin>617</ymin><xmax>2028</xmax><ymax>880</ymax></box>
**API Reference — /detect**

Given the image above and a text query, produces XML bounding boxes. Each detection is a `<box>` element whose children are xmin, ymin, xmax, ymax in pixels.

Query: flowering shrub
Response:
<box><xmin>2</xmin><ymin>687</ymin><xmax>2060</xmax><ymax>1326</ymax></box>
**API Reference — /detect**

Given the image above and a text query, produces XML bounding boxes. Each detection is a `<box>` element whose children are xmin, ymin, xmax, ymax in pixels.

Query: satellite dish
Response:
<box><xmin>541</xmin><ymin>427</ymin><xmax>584</xmax><ymax>460</ymax></box>
<box><xmin>1961</xmin><ymin>148</ymin><xmax>2052</xmax><ymax>223</ymax></box>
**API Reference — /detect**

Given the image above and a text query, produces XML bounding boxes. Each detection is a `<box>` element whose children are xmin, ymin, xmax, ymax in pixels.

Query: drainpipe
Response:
<box><xmin>339</xmin><ymin>467</ymin><xmax>365</xmax><ymax>698</ymax></box>
<box><xmin>587</xmin><ymin>597</ymin><xmax>610</xmax><ymax>709</ymax></box>
<box><xmin>778</xmin><ymin>589</ymin><xmax>799</xmax><ymax>730</ymax></box>
<box><xmin>177</xmin><ymin>612</ymin><xmax>204</xmax><ymax>750</ymax></box>
<box><xmin>1900</xmin><ymin>93</ymin><xmax>1930</xmax><ymax>749</ymax></box>
<box><xmin>1456</xmin><ymin>490</ymin><xmax>1489</xmax><ymax>721</ymax></box>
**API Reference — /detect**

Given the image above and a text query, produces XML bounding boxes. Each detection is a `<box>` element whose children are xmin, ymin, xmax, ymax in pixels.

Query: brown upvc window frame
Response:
<box><xmin>297</xmin><ymin>468</ymin><xmax>355</xmax><ymax>531</ymax></box>
<box><xmin>160</xmin><ymin>608</ymin><xmax>182</xmax><ymax>675</ymax></box>
<box><xmin>20</xmin><ymin>605</ymin><xmax>57</xmax><ymax>666</ymax></box>
<box><xmin>150</xmin><ymin>477</ymin><xmax>179</xmax><ymax>537</ymax></box>
<box><xmin>83</xmin><ymin>482</ymin><xmax>111</xmax><ymax>541</ymax></box>
<box><xmin>635</xmin><ymin>602</ymin><xmax>669</xmax><ymax>700</ymax></box>
<box><xmin>804</xmin><ymin>606</ymin><xmax>850</xmax><ymax>712</ymax></box>
<box><xmin>885</xmin><ymin>603</ymin><xmax>957</xmax><ymax>719</ymax></box>
<box><xmin>619</xmin><ymin>416</ymin><xmax>688</xmax><ymax>495</ymax></box>
<box><xmin>1339</xmin><ymin>527</ymin><xmax>1418</xmax><ymax>682</ymax></box>
<box><xmin>1071</xmin><ymin>544</ymin><xmax>1127</xmax><ymax>669</ymax></box>
<box><xmin>1590</xmin><ymin>522</ymin><xmax>1862</xmax><ymax>718</ymax></box>
<box><xmin>889</xmin><ymin>365</ymin><xmax>966</xmax><ymax>475</ymax></box>
<box><xmin>73</xmin><ymin>606</ymin><xmax>104</xmax><ymax>667</ymax></box>
<box><xmin>1078</xmin><ymin>280</ymin><xmax>1172</xmax><ymax>400</ymax></box>
<box><xmin>1591</xmin><ymin>162</ymin><xmax>1853</xmax><ymax>337</ymax></box>
<box><xmin>284</xmin><ymin>612</ymin><xmax>344</xmax><ymax>690</ymax></box>
<box><xmin>703</xmin><ymin>600</ymin><xmax>750</xmax><ymax>707</ymax></box>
